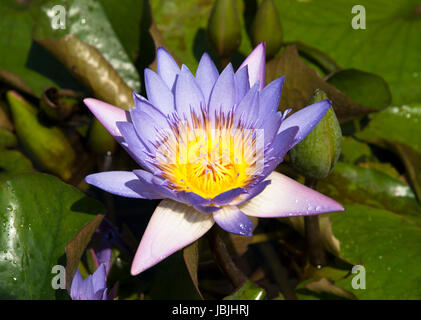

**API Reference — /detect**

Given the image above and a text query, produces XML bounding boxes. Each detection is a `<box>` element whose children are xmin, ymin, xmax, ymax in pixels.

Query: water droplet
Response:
<box><xmin>378</xmin><ymin>255</ymin><xmax>383</xmax><ymax>260</ymax></box>
<box><xmin>81</xmin><ymin>18</ymin><xmax>86</xmax><ymax>24</ymax></box>
<box><xmin>12</xmin><ymin>277</ymin><xmax>17</xmax><ymax>281</ymax></box>
<box><xmin>316</xmin><ymin>206</ymin><xmax>322</xmax><ymax>211</ymax></box>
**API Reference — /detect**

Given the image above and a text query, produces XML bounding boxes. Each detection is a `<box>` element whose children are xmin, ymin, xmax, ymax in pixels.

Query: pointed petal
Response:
<box><xmin>234</xmin><ymin>83</ymin><xmax>260</xmax><ymax>125</ymax></box>
<box><xmin>85</xmin><ymin>171</ymin><xmax>165</xmax><ymax>199</ymax></box>
<box><xmin>84</xmin><ymin>98</ymin><xmax>129</xmax><ymax>142</ymax></box>
<box><xmin>238</xmin><ymin>42</ymin><xmax>266</xmax><ymax>90</ymax></box>
<box><xmin>131</xmin><ymin>199</ymin><xmax>214</xmax><ymax>275</ymax></box>
<box><xmin>278</xmin><ymin>99</ymin><xmax>332</xmax><ymax>148</ymax></box>
<box><xmin>213</xmin><ymin>206</ymin><xmax>254</xmax><ymax>236</ymax></box>
<box><xmin>208</xmin><ymin>63</ymin><xmax>236</xmax><ymax>118</ymax></box>
<box><xmin>196</xmin><ymin>52</ymin><xmax>219</xmax><ymax>105</ymax></box>
<box><xmin>92</xmin><ymin>264</ymin><xmax>107</xmax><ymax>293</ymax></box>
<box><xmin>144</xmin><ymin>68</ymin><xmax>175</xmax><ymax>115</ymax></box>
<box><xmin>130</xmin><ymin>110</ymin><xmax>160</xmax><ymax>151</ymax></box>
<box><xmin>175</xmin><ymin>65</ymin><xmax>206</xmax><ymax>118</ymax></box>
<box><xmin>239</xmin><ymin>171</ymin><xmax>344</xmax><ymax>218</ymax></box>
<box><xmin>230</xmin><ymin>180</ymin><xmax>271</xmax><ymax>205</ymax></box>
<box><xmin>258</xmin><ymin>76</ymin><xmax>285</xmax><ymax>117</ymax></box>
<box><xmin>212</xmin><ymin>187</ymin><xmax>244</xmax><ymax>205</ymax></box>
<box><xmin>116</xmin><ymin>122</ymin><xmax>157</xmax><ymax>173</ymax></box>
<box><xmin>70</xmin><ymin>269</ymin><xmax>83</xmax><ymax>300</ymax></box>
<box><xmin>234</xmin><ymin>65</ymin><xmax>250</xmax><ymax>105</ymax></box>
<box><xmin>157</xmin><ymin>47</ymin><xmax>180</xmax><ymax>90</ymax></box>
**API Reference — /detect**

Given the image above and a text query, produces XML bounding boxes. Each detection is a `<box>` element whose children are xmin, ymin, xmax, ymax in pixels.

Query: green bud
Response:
<box><xmin>88</xmin><ymin>118</ymin><xmax>117</xmax><ymax>154</ymax></box>
<box><xmin>207</xmin><ymin>0</ymin><xmax>241</xmax><ymax>59</ymax></box>
<box><xmin>251</xmin><ymin>0</ymin><xmax>283</xmax><ymax>59</ymax></box>
<box><xmin>0</xmin><ymin>128</ymin><xmax>17</xmax><ymax>149</ymax></box>
<box><xmin>289</xmin><ymin>89</ymin><xmax>342</xmax><ymax>180</ymax></box>
<box><xmin>6</xmin><ymin>91</ymin><xmax>76</xmax><ymax>181</ymax></box>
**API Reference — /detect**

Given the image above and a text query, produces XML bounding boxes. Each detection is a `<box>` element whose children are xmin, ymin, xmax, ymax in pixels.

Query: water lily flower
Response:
<box><xmin>84</xmin><ymin>43</ymin><xmax>344</xmax><ymax>276</ymax></box>
<box><xmin>70</xmin><ymin>263</ymin><xmax>108</xmax><ymax>300</ymax></box>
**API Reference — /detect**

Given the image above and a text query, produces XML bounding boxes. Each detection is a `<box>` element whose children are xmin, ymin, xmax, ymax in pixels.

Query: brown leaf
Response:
<box><xmin>266</xmin><ymin>45</ymin><xmax>374</xmax><ymax>123</ymax></box>
<box><xmin>37</xmin><ymin>35</ymin><xmax>134</xmax><ymax>110</ymax></box>
<box><xmin>183</xmin><ymin>241</ymin><xmax>204</xmax><ymax>299</ymax></box>
<box><xmin>65</xmin><ymin>214</ymin><xmax>105</xmax><ymax>291</ymax></box>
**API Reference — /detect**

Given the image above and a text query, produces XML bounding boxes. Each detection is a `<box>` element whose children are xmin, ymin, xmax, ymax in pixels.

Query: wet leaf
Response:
<box><xmin>318</xmin><ymin>162</ymin><xmax>421</xmax><ymax>220</ymax></box>
<box><xmin>266</xmin><ymin>45</ymin><xmax>374</xmax><ymax>122</ymax></box>
<box><xmin>35</xmin><ymin>0</ymin><xmax>141</xmax><ymax>92</ymax></box>
<box><xmin>329</xmin><ymin>204</ymin><xmax>421</xmax><ymax>299</ymax></box>
<box><xmin>0</xmin><ymin>173</ymin><xmax>104</xmax><ymax>299</ymax></box>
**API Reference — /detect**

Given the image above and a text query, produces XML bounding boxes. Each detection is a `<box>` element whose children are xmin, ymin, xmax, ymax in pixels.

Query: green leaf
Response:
<box><xmin>0</xmin><ymin>1</ymin><xmax>59</xmax><ymax>96</ymax></box>
<box><xmin>340</xmin><ymin>137</ymin><xmax>376</xmax><ymax>165</ymax></box>
<box><xmin>326</xmin><ymin>69</ymin><xmax>392</xmax><ymax>110</ymax></box>
<box><xmin>0</xmin><ymin>128</ymin><xmax>17</xmax><ymax>149</ymax></box>
<box><xmin>356</xmin><ymin>104</ymin><xmax>421</xmax><ymax>154</ymax></box>
<box><xmin>35</xmin><ymin>0</ymin><xmax>141</xmax><ymax>92</ymax></box>
<box><xmin>0</xmin><ymin>150</ymin><xmax>34</xmax><ymax>181</ymax></box>
<box><xmin>0</xmin><ymin>173</ymin><xmax>104</xmax><ymax>299</ymax></box>
<box><xmin>223</xmin><ymin>280</ymin><xmax>266</xmax><ymax>300</ymax></box>
<box><xmin>330</xmin><ymin>204</ymin><xmax>421</xmax><ymax>299</ymax></box>
<box><xmin>274</xmin><ymin>0</ymin><xmax>421</xmax><ymax>105</ymax></box>
<box><xmin>183</xmin><ymin>241</ymin><xmax>203</xmax><ymax>299</ymax></box>
<box><xmin>318</xmin><ymin>162</ymin><xmax>421</xmax><ymax>220</ymax></box>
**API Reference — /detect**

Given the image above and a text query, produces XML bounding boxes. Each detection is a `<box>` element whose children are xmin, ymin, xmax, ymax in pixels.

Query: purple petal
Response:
<box><xmin>213</xmin><ymin>206</ymin><xmax>254</xmax><ymax>236</ymax></box>
<box><xmin>258</xmin><ymin>76</ymin><xmax>285</xmax><ymax>118</ymax></box>
<box><xmin>238</xmin><ymin>42</ymin><xmax>266</xmax><ymax>90</ymax></box>
<box><xmin>86</xmin><ymin>171</ymin><xmax>166</xmax><ymax>199</ymax></box>
<box><xmin>239</xmin><ymin>171</ymin><xmax>344</xmax><ymax>217</ymax></box>
<box><xmin>278</xmin><ymin>100</ymin><xmax>332</xmax><ymax>148</ymax></box>
<box><xmin>234</xmin><ymin>65</ymin><xmax>250</xmax><ymax>105</ymax></box>
<box><xmin>175</xmin><ymin>190</ymin><xmax>211</xmax><ymax>206</ymax></box>
<box><xmin>196</xmin><ymin>52</ymin><xmax>219</xmax><ymax>105</ymax></box>
<box><xmin>130</xmin><ymin>110</ymin><xmax>160</xmax><ymax>151</ymax></box>
<box><xmin>157</xmin><ymin>47</ymin><xmax>180</xmax><ymax>90</ymax></box>
<box><xmin>144</xmin><ymin>68</ymin><xmax>175</xmax><ymax>115</ymax></box>
<box><xmin>70</xmin><ymin>269</ymin><xmax>83</xmax><ymax>300</ymax></box>
<box><xmin>260</xmin><ymin>111</ymin><xmax>283</xmax><ymax>146</ymax></box>
<box><xmin>212</xmin><ymin>188</ymin><xmax>244</xmax><ymax>206</ymax></box>
<box><xmin>230</xmin><ymin>179</ymin><xmax>271</xmax><ymax>205</ymax></box>
<box><xmin>261</xmin><ymin>126</ymin><xmax>299</xmax><ymax>177</ymax></box>
<box><xmin>234</xmin><ymin>83</ymin><xmax>259</xmax><ymax>126</ymax></box>
<box><xmin>131</xmin><ymin>199</ymin><xmax>214</xmax><ymax>275</ymax></box>
<box><xmin>132</xmin><ymin>169</ymin><xmax>175</xmax><ymax>199</ymax></box>
<box><xmin>175</xmin><ymin>65</ymin><xmax>206</xmax><ymax>118</ymax></box>
<box><xmin>92</xmin><ymin>264</ymin><xmax>107</xmax><ymax>294</ymax></box>
<box><xmin>194</xmin><ymin>205</ymin><xmax>222</xmax><ymax>214</ymax></box>
<box><xmin>116</xmin><ymin>121</ymin><xmax>157</xmax><ymax>173</ymax></box>
<box><xmin>84</xmin><ymin>98</ymin><xmax>129</xmax><ymax>142</ymax></box>
<box><xmin>208</xmin><ymin>63</ymin><xmax>236</xmax><ymax>119</ymax></box>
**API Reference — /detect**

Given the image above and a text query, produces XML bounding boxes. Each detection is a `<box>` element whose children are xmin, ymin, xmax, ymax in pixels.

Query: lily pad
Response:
<box><xmin>274</xmin><ymin>0</ymin><xmax>421</xmax><ymax>106</ymax></box>
<box><xmin>0</xmin><ymin>173</ymin><xmax>104</xmax><ymax>299</ymax></box>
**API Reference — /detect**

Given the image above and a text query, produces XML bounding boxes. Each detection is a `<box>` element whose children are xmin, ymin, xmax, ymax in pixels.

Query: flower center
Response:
<box><xmin>154</xmin><ymin>111</ymin><xmax>263</xmax><ymax>199</ymax></box>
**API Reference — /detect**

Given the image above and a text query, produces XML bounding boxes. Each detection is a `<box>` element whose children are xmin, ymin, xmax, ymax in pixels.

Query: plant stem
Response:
<box><xmin>208</xmin><ymin>227</ymin><xmax>247</xmax><ymax>288</ymax></box>
<box><xmin>257</xmin><ymin>242</ymin><xmax>297</xmax><ymax>299</ymax></box>
<box><xmin>304</xmin><ymin>177</ymin><xmax>326</xmax><ymax>267</ymax></box>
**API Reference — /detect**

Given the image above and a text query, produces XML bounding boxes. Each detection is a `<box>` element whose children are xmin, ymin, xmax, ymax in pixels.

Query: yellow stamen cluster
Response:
<box><xmin>154</xmin><ymin>111</ymin><xmax>263</xmax><ymax>199</ymax></box>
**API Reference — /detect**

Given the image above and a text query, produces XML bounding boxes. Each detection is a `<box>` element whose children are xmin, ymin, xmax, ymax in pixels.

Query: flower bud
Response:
<box><xmin>250</xmin><ymin>0</ymin><xmax>283</xmax><ymax>59</ymax></box>
<box><xmin>207</xmin><ymin>0</ymin><xmax>241</xmax><ymax>59</ymax></box>
<box><xmin>6</xmin><ymin>91</ymin><xmax>76</xmax><ymax>181</ymax></box>
<box><xmin>289</xmin><ymin>89</ymin><xmax>342</xmax><ymax>180</ymax></box>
